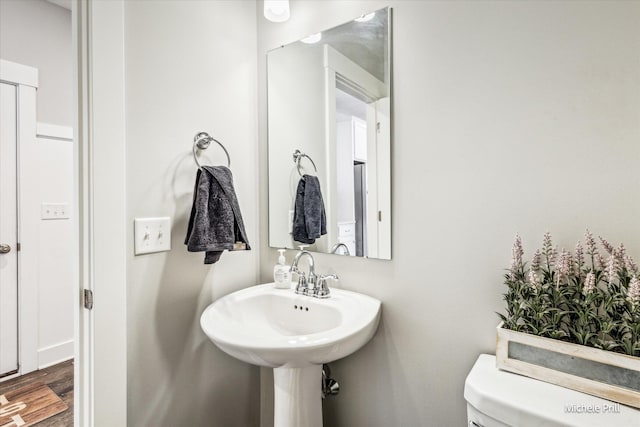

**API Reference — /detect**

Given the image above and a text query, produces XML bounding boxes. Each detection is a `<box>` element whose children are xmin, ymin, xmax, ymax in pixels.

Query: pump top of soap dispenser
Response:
<box><xmin>278</xmin><ymin>249</ymin><xmax>286</xmax><ymax>265</ymax></box>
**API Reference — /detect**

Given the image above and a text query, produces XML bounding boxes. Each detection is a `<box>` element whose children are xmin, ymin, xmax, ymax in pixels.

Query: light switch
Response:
<box><xmin>134</xmin><ymin>217</ymin><xmax>171</xmax><ymax>255</ymax></box>
<box><xmin>41</xmin><ymin>203</ymin><xmax>70</xmax><ymax>220</ymax></box>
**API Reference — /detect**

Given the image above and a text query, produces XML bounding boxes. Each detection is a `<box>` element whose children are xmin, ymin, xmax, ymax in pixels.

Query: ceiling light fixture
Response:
<box><xmin>301</xmin><ymin>33</ymin><xmax>322</xmax><ymax>44</ymax></box>
<box><xmin>354</xmin><ymin>12</ymin><xmax>375</xmax><ymax>23</ymax></box>
<box><xmin>264</xmin><ymin>0</ymin><xmax>290</xmax><ymax>23</ymax></box>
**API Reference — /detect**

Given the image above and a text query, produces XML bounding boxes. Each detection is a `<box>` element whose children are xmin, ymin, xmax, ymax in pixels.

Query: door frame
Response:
<box><xmin>0</xmin><ymin>59</ymin><xmax>39</xmax><ymax>381</ymax></box>
<box><xmin>323</xmin><ymin>45</ymin><xmax>388</xmax><ymax>259</ymax></box>
<box><xmin>73</xmin><ymin>0</ymin><xmax>127</xmax><ymax>425</ymax></box>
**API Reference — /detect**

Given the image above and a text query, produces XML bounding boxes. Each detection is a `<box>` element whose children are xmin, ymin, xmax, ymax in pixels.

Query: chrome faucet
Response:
<box><xmin>289</xmin><ymin>250</ymin><xmax>338</xmax><ymax>298</ymax></box>
<box><xmin>290</xmin><ymin>250</ymin><xmax>317</xmax><ymax>295</ymax></box>
<box><xmin>330</xmin><ymin>243</ymin><xmax>350</xmax><ymax>256</ymax></box>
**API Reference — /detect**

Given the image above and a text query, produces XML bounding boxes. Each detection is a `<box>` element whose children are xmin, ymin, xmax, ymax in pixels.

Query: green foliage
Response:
<box><xmin>499</xmin><ymin>232</ymin><xmax>640</xmax><ymax>357</ymax></box>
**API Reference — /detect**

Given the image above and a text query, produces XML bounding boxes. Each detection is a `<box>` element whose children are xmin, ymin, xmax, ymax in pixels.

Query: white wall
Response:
<box><xmin>0</xmin><ymin>0</ymin><xmax>73</xmax><ymax>127</ymax></box>
<box><xmin>258</xmin><ymin>1</ymin><xmax>640</xmax><ymax>426</ymax></box>
<box><xmin>35</xmin><ymin>125</ymin><xmax>74</xmax><ymax>368</ymax></box>
<box><xmin>124</xmin><ymin>1</ymin><xmax>260</xmax><ymax>425</ymax></box>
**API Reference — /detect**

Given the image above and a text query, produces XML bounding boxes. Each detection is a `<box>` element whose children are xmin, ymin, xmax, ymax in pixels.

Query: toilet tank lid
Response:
<box><xmin>464</xmin><ymin>354</ymin><xmax>640</xmax><ymax>427</ymax></box>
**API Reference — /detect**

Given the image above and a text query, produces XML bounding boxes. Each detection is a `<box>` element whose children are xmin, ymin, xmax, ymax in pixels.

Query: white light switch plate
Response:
<box><xmin>41</xmin><ymin>202</ymin><xmax>70</xmax><ymax>220</ymax></box>
<box><xmin>134</xmin><ymin>217</ymin><xmax>171</xmax><ymax>255</ymax></box>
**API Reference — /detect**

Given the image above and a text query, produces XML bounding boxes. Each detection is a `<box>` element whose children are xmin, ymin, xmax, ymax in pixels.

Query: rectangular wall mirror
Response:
<box><xmin>267</xmin><ymin>7</ymin><xmax>392</xmax><ymax>260</ymax></box>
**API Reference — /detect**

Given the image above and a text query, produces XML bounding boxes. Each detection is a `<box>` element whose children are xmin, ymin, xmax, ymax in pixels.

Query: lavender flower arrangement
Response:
<box><xmin>498</xmin><ymin>231</ymin><xmax>640</xmax><ymax>357</ymax></box>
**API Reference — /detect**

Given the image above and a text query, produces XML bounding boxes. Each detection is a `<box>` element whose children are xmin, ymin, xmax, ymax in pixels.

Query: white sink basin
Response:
<box><xmin>201</xmin><ymin>283</ymin><xmax>381</xmax><ymax>427</ymax></box>
<box><xmin>200</xmin><ymin>283</ymin><xmax>381</xmax><ymax>368</ymax></box>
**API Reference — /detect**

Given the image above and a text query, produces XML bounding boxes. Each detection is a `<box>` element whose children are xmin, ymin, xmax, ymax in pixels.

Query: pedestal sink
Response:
<box><xmin>200</xmin><ymin>283</ymin><xmax>381</xmax><ymax>427</ymax></box>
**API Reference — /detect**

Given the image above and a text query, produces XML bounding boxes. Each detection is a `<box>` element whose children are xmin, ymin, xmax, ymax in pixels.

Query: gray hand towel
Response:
<box><xmin>292</xmin><ymin>174</ymin><xmax>326</xmax><ymax>244</ymax></box>
<box><xmin>184</xmin><ymin>166</ymin><xmax>251</xmax><ymax>264</ymax></box>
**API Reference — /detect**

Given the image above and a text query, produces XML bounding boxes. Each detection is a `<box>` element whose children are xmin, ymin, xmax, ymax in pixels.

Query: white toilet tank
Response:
<box><xmin>464</xmin><ymin>354</ymin><xmax>640</xmax><ymax>427</ymax></box>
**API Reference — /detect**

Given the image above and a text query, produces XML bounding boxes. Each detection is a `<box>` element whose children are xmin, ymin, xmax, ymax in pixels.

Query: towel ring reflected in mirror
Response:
<box><xmin>292</xmin><ymin>149</ymin><xmax>318</xmax><ymax>176</ymax></box>
<box><xmin>193</xmin><ymin>131</ymin><xmax>231</xmax><ymax>169</ymax></box>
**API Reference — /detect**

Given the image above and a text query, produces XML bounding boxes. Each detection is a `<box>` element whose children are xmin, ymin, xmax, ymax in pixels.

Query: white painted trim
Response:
<box><xmin>323</xmin><ymin>45</ymin><xmax>386</xmax><ymax>100</ymax></box>
<box><xmin>365</xmin><ymin>103</ymin><xmax>379</xmax><ymax>258</ymax></box>
<box><xmin>0</xmin><ymin>371</ymin><xmax>20</xmax><ymax>383</ymax></box>
<box><xmin>90</xmin><ymin>0</ymin><xmax>127</xmax><ymax>422</ymax></box>
<box><xmin>73</xmin><ymin>1</ymin><xmax>91</xmax><ymax>425</ymax></box>
<box><xmin>374</xmin><ymin>97</ymin><xmax>391</xmax><ymax>260</ymax></box>
<box><xmin>324</xmin><ymin>63</ymin><xmax>338</xmax><ymax>250</ymax></box>
<box><xmin>37</xmin><ymin>123</ymin><xmax>74</xmax><ymax>140</ymax></box>
<box><xmin>17</xmin><ymin>85</ymin><xmax>40</xmax><ymax>378</ymax></box>
<box><xmin>38</xmin><ymin>339</ymin><xmax>74</xmax><ymax>369</ymax></box>
<box><xmin>0</xmin><ymin>59</ymin><xmax>39</xmax><ymax>88</ymax></box>
<box><xmin>74</xmin><ymin>1</ymin><xmax>127</xmax><ymax>425</ymax></box>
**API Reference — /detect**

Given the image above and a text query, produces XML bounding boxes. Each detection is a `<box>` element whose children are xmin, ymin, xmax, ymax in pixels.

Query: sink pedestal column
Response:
<box><xmin>273</xmin><ymin>365</ymin><xmax>323</xmax><ymax>427</ymax></box>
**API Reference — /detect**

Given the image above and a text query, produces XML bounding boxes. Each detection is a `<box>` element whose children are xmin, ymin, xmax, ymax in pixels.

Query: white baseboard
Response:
<box><xmin>38</xmin><ymin>339</ymin><xmax>74</xmax><ymax>369</ymax></box>
<box><xmin>0</xmin><ymin>371</ymin><xmax>21</xmax><ymax>383</ymax></box>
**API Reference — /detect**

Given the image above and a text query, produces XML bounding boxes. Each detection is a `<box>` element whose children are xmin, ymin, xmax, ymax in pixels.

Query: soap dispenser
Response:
<box><xmin>274</xmin><ymin>249</ymin><xmax>291</xmax><ymax>289</ymax></box>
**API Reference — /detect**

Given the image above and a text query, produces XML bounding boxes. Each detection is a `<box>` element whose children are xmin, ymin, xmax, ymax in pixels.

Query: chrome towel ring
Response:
<box><xmin>193</xmin><ymin>132</ymin><xmax>231</xmax><ymax>169</ymax></box>
<box><xmin>292</xmin><ymin>149</ymin><xmax>318</xmax><ymax>176</ymax></box>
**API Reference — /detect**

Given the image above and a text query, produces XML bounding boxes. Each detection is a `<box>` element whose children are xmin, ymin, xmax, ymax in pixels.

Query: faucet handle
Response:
<box><xmin>295</xmin><ymin>272</ymin><xmax>308</xmax><ymax>295</ymax></box>
<box><xmin>314</xmin><ymin>274</ymin><xmax>338</xmax><ymax>299</ymax></box>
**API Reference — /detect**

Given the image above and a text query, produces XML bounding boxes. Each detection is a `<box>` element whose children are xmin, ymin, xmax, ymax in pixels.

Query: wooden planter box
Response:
<box><xmin>496</xmin><ymin>323</ymin><xmax>640</xmax><ymax>409</ymax></box>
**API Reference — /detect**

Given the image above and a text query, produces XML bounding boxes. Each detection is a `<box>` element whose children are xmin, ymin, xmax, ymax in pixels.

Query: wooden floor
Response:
<box><xmin>0</xmin><ymin>360</ymin><xmax>73</xmax><ymax>426</ymax></box>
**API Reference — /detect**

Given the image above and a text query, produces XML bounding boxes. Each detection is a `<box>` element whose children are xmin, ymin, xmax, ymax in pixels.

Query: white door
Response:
<box><xmin>0</xmin><ymin>82</ymin><xmax>19</xmax><ymax>377</ymax></box>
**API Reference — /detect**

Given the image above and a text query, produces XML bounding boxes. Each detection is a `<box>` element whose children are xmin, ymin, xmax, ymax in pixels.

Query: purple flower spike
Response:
<box><xmin>512</xmin><ymin>234</ymin><xmax>523</xmax><ymax>264</ymax></box>
<box><xmin>555</xmin><ymin>249</ymin><xmax>572</xmax><ymax>286</ymax></box>
<box><xmin>528</xmin><ymin>270</ymin><xmax>541</xmax><ymax>288</ymax></box>
<box><xmin>615</xmin><ymin>243</ymin><xmax>627</xmax><ymax>265</ymax></box>
<box><xmin>585</xmin><ymin>229</ymin><xmax>597</xmax><ymax>255</ymax></box>
<box><xmin>509</xmin><ymin>234</ymin><xmax>524</xmax><ymax>280</ymax></box>
<box><xmin>575</xmin><ymin>242</ymin><xmax>584</xmax><ymax>271</ymax></box>
<box><xmin>599</xmin><ymin>236</ymin><xmax>614</xmax><ymax>255</ymax></box>
<box><xmin>583</xmin><ymin>271</ymin><xmax>596</xmax><ymax>295</ymax></box>
<box><xmin>543</xmin><ymin>232</ymin><xmax>553</xmax><ymax>257</ymax></box>
<box><xmin>625</xmin><ymin>255</ymin><xmax>638</xmax><ymax>275</ymax></box>
<box><xmin>606</xmin><ymin>255</ymin><xmax>618</xmax><ymax>284</ymax></box>
<box><xmin>628</xmin><ymin>276</ymin><xmax>640</xmax><ymax>304</ymax></box>
<box><xmin>531</xmin><ymin>250</ymin><xmax>541</xmax><ymax>271</ymax></box>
